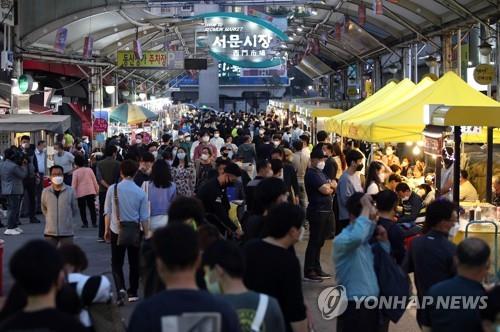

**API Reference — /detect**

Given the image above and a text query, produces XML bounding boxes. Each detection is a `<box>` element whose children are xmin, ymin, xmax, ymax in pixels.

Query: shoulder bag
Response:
<box><xmin>114</xmin><ymin>184</ymin><xmax>141</xmax><ymax>247</ymax></box>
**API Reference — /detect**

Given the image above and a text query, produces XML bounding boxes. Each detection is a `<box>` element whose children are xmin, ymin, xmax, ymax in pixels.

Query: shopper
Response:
<box><xmin>19</xmin><ymin>135</ymin><xmax>41</xmax><ymax>224</ymax></box>
<box><xmin>42</xmin><ymin>165</ymin><xmax>78</xmax><ymax>247</ymax></box>
<box><xmin>459</xmin><ymin>170</ymin><xmax>479</xmax><ymax>202</ymax></box>
<box><xmin>143</xmin><ymin>160</ymin><xmax>177</xmax><ymax>232</ymax></box>
<box><xmin>96</xmin><ymin>145</ymin><xmax>120</xmax><ymax>242</ymax></box>
<box><xmin>237</xmin><ymin>135</ymin><xmax>257</xmax><ymax>164</ymax></box>
<box><xmin>210</xmin><ymin>129</ymin><xmax>225</xmax><ymax>156</ymax></box>
<box><xmin>395</xmin><ymin>182</ymin><xmax>423</xmax><ymax>224</ymax></box>
<box><xmin>334</xmin><ymin>193</ymin><xmax>389</xmax><ymax>332</ymax></box>
<box><xmin>336</xmin><ymin>149</ymin><xmax>364</xmax><ymax>234</ymax></box>
<box><xmin>195</xmin><ymin>146</ymin><xmax>215</xmax><ymax>190</ymax></box>
<box><xmin>104</xmin><ymin>159</ymin><xmax>150</xmax><ymax>304</ymax></box>
<box><xmin>0</xmin><ymin>240</ymin><xmax>86</xmax><ymax>332</ymax></box>
<box><xmin>365</xmin><ymin>161</ymin><xmax>391</xmax><ymax>195</ymax></box>
<box><xmin>193</xmin><ymin>130</ymin><xmax>218</xmax><ymax>161</ymax></box>
<box><xmin>244</xmin><ymin>159</ymin><xmax>272</xmax><ymax>214</ymax></box>
<box><xmin>53</xmin><ymin>142</ymin><xmax>75</xmax><ymax>186</ymax></box>
<box><xmin>244</xmin><ymin>203</ymin><xmax>307</xmax><ymax>332</ymax></box>
<box><xmin>292</xmin><ymin>140</ymin><xmax>309</xmax><ymax>210</ymax></box>
<box><xmin>71</xmin><ymin>155</ymin><xmax>99</xmax><ymax>228</ymax></box>
<box><xmin>34</xmin><ymin>140</ymin><xmax>47</xmax><ymax>214</ymax></box>
<box><xmin>1</xmin><ymin>148</ymin><xmax>27</xmax><ymax>235</ymax></box>
<box><xmin>203</xmin><ymin>240</ymin><xmax>286</xmax><ymax>332</ymax></box>
<box><xmin>304</xmin><ymin>146</ymin><xmax>335</xmax><ymax>282</ymax></box>
<box><xmin>492</xmin><ymin>175</ymin><xmax>500</xmax><ymax>206</ymax></box>
<box><xmin>404</xmin><ymin>199</ymin><xmax>457</xmax><ymax>326</ymax></box>
<box><xmin>127</xmin><ymin>224</ymin><xmax>241</xmax><ymax>332</ymax></box>
<box><xmin>271</xmin><ymin>148</ymin><xmax>299</xmax><ymax>205</ymax></box>
<box><xmin>387</xmin><ymin>173</ymin><xmax>403</xmax><ymax>191</ymax></box>
<box><xmin>422</xmin><ymin>238</ymin><xmax>489</xmax><ymax>332</ymax></box>
<box><xmin>171</xmin><ymin>147</ymin><xmax>196</xmax><ymax>197</ymax></box>
<box><xmin>133</xmin><ymin>152</ymin><xmax>155</xmax><ymax>187</ymax></box>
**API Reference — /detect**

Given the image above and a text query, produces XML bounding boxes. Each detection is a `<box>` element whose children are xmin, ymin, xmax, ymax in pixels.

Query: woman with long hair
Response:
<box><xmin>332</xmin><ymin>142</ymin><xmax>346</xmax><ymax>179</ymax></box>
<box><xmin>71</xmin><ymin>154</ymin><xmax>99</xmax><ymax>228</ymax></box>
<box><xmin>365</xmin><ymin>161</ymin><xmax>391</xmax><ymax>195</ymax></box>
<box><xmin>171</xmin><ymin>147</ymin><xmax>196</xmax><ymax>197</ymax></box>
<box><xmin>143</xmin><ymin>159</ymin><xmax>177</xmax><ymax>232</ymax></box>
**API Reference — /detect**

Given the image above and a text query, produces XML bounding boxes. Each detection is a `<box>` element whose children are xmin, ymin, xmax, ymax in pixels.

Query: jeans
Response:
<box><xmin>304</xmin><ymin>210</ymin><xmax>332</xmax><ymax>274</ymax></box>
<box><xmin>337</xmin><ymin>300</ymin><xmax>379</xmax><ymax>332</ymax></box>
<box><xmin>110</xmin><ymin>231</ymin><xmax>140</xmax><ymax>296</ymax></box>
<box><xmin>98</xmin><ymin>191</ymin><xmax>107</xmax><ymax>238</ymax></box>
<box><xmin>77</xmin><ymin>194</ymin><xmax>97</xmax><ymax>226</ymax></box>
<box><xmin>6</xmin><ymin>195</ymin><xmax>21</xmax><ymax>229</ymax></box>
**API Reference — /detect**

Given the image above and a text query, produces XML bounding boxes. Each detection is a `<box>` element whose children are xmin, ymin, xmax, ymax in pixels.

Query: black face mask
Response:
<box><xmin>222</xmin><ymin>152</ymin><xmax>229</xmax><ymax>157</ymax></box>
<box><xmin>356</xmin><ymin>164</ymin><xmax>364</xmax><ymax>172</ymax></box>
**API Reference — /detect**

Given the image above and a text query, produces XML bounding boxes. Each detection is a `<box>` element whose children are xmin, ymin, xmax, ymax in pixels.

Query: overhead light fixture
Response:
<box><xmin>311</xmin><ymin>10</ymin><xmax>318</xmax><ymax>15</ymax></box>
<box><xmin>308</xmin><ymin>85</ymin><xmax>314</xmax><ymax>90</ymax></box>
<box><xmin>425</xmin><ymin>55</ymin><xmax>437</xmax><ymax>68</ymax></box>
<box><xmin>412</xmin><ymin>146</ymin><xmax>421</xmax><ymax>156</ymax></box>
<box><xmin>292</xmin><ymin>32</ymin><xmax>297</xmax><ymax>36</ymax></box>
<box><xmin>289</xmin><ymin>36</ymin><xmax>294</xmax><ymax>41</ymax></box>
<box><xmin>387</xmin><ymin>64</ymin><xmax>398</xmax><ymax>74</ymax></box>
<box><xmin>297</xmin><ymin>27</ymin><xmax>303</xmax><ymax>32</ymax></box>
<box><xmin>121</xmin><ymin>90</ymin><xmax>130</xmax><ymax>97</ymax></box>
<box><xmin>105</xmin><ymin>85</ymin><xmax>115</xmax><ymax>94</ymax></box>
<box><xmin>479</xmin><ymin>41</ymin><xmax>492</xmax><ymax>57</ymax></box>
<box><xmin>139</xmin><ymin>92</ymin><xmax>147</xmax><ymax>100</ymax></box>
<box><xmin>31</xmin><ymin>81</ymin><xmax>39</xmax><ymax>91</ymax></box>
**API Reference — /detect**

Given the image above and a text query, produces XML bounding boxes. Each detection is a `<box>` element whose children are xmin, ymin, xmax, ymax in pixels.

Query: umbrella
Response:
<box><xmin>109</xmin><ymin>103</ymin><xmax>158</xmax><ymax>124</ymax></box>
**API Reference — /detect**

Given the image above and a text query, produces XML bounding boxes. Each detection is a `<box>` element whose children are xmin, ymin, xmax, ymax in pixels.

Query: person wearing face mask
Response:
<box><xmin>253</xmin><ymin>127</ymin><xmax>266</xmax><ymax>147</ymax></box>
<box><xmin>195</xmin><ymin>148</ymin><xmax>215</xmax><ymax>191</ymax></box>
<box><xmin>174</xmin><ymin>132</ymin><xmax>192</xmax><ymax>161</ymax></box>
<box><xmin>303</xmin><ymin>147</ymin><xmax>335</xmax><ymax>282</ymax></box>
<box><xmin>127</xmin><ymin>133</ymin><xmax>147</xmax><ymax>161</ymax></box>
<box><xmin>19</xmin><ymin>135</ymin><xmax>41</xmax><ymax>224</ymax></box>
<box><xmin>193</xmin><ymin>131</ymin><xmax>218</xmax><ymax>162</ymax></box>
<box><xmin>237</xmin><ymin>135</ymin><xmax>256</xmax><ymax>165</ymax></box>
<box><xmin>171</xmin><ymin>148</ymin><xmax>196</xmax><ymax>197</ymax></box>
<box><xmin>196</xmin><ymin>163</ymin><xmax>241</xmax><ymax>238</ymax></box>
<box><xmin>202</xmin><ymin>239</ymin><xmax>286</xmax><ymax>332</ymax></box>
<box><xmin>365</xmin><ymin>161</ymin><xmax>392</xmax><ymax>195</ymax></box>
<box><xmin>403</xmin><ymin>199</ymin><xmax>458</xmax><ymax>327</ymax></box>
<box><xmin>53</xmin><ymin>142</ymin><xmax>75</xmax><ymax>186</ymax></box>
<box><xmin>147</xmin><ymin>142</ymin><xmax>159</xmax><ymax>160</ymax></box>
<box><xmin>216</xmin><ymin>146</ymin><xmax>232</xmax><ymax>163</ymax></box>
<box><xmin>71</xmin><ymin>155</ymin><xmax>99</xmax><ymax>228</ymax></box>
<box><xmin>382</xmin><ymin>145</ymin><xmax>400</xmax><ymax>167</ymax></box>
<box><xmin>395</xmin><ymin>182</ymin><xmax>423</xmax><ymax>225</ymax></box>
<box><xmin>244</xmin><ymin>203</ymin><xmax>308</xmax><ymax>332</ymax></box>
<box><xmin>244</xmin><ymin>159</ymin><xmax>273</xmax><ymax>215</ymax></box>
<box><xmin>256</xmin><ymin>135</ymin><xmax>274</xmax><ymax>162</ymax></box>
<box><xmin>336</xmin><ymin>150</ymin><xmax>365</xmax><ymax>235</ymax></box>
<box><xmin>133</xmin><ymin>152</ymin><xmax>155</xmax><ymax>188</ymax></box>
<box><xmin>210</xmin><ymin>130</ymin><xmax>225</xmax><ymax>156</ymax></box>
<box><xmin>42</xmin><ymin>165</ymin><xmax>79</xmax><ymax>246</ymax></box>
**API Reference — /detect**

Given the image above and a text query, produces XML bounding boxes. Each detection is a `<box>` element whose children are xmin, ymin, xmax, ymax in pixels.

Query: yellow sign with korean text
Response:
<box><xmin>473</xmin><ymin>64</ymin><xmax>495</xmax><ymax>85</ymax></box>
<box><xmin>117</xmin><ymin>51</ymin><xmax>168</xmax><ymax>69</ymax></box>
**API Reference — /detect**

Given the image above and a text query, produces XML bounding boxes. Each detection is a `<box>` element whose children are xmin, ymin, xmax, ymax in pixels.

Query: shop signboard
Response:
<box><xmin>54</xmin><ymin>28</ymin><xmax>68</xmax><ymax>54</ymax></box>
<box><xmin>473</xmin><ymin>64</ymin><xmax>495</xmax><ymax>85</ymax></box>
<box><xmin>0</xmin><ymin>0</ymin><xmax>14</xmax><ymax>27</ymax></box>
<box><xmin>195</xmin><ymin>12</ymin><xmax>289</xmax><ymax>68</ymax></box>
<box><xmin>167</xmin><ymin>51</ymin><xmax>185</xmax><ymax>70</ymax></box>
<box><xmin>93</xmin><ymin>110</ymin><xmax>108</xmax><ymax>133</ymax></box>
<box><xmin>117</xmin><ymin>51</ymin><xmax>168</xmax><ymax>69</ymax></box>
<box><xmin>423</xmin><ymin>135</ymin><xmax>443</xmax><ymax>156</ymax></box>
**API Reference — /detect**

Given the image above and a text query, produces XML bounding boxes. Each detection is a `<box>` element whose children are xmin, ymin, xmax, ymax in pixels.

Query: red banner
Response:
<box><xmin>83</xmin><ymin>36</ymin><xmax>93</xmax><ymax>59</ymax></box>
<box><xmin>358</xmin><ymin>3</ymin><xmax>366</xmax><ymax>26</ymax></box>
<box><xmin>93</xmin><ymin>118</ymin><xmax>108</xmax><ymax>133</ymax></box>
<box><xmin>374</xmin><ymin>0</ymin><xmax>384</xmax><ymax>15</ymax></box>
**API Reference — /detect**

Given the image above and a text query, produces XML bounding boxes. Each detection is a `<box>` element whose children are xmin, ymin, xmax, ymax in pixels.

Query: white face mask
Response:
<box><xmin>177</xmin><ymin>152</ymin><xmax>186</xmax><ymax>160</ymax></box>
<box><xmin>21</xmin><ymin>143</ymin><xmax>29</xmax><ymax>149</ymax></box>
<box><xmin>202</xmin><ymin>136</ymin><xmax>210</xmax><ymax>143</ymax></box>
<box><xmin>201</xmin><ymin>154</ymin><xmax>209</xmax><ymax>161</ymax></box>
<box><xmin>52</xmin><ymin>176</ymin><xmax>64</xmax><ymax>185</ymax></box>
<box><xmin>185</xmin><ymin>136</ymin><xmax>191</xmax><ymax>142</ymax></box>
<box><xmin>386</xmin><ymin>148</ymin><xmax>393</xmax><ymax>156</ymax></box>
<box><xmin>136</xmin><ymin>139</ymin><xmax>142</xmax><ymax>144</ymax></box>
<box><xmin>259</xmin><ymin>129</ymin><xmax>265</xmax><ymax>135</ymax></box>
<box><xmin>228</xmin><ymin>151</ymin><xmax>234</xmax><ymax>159</ymax></box>
<box><xmin>273</xmin><ymin>141</ymin><xmax>280</xmax><ymax>147</ymax></box>
<box><xmin>214</xmin><ymin>133</ymin><xmax>220</xmax><ymax>138</ymax></box>
<box><xmin>152</xmin><ymin>151</ymin><xmax>158</xmax><ymax>158</ymax></box>
<box><xmin>316</xmin><ymin>161</ymin><xmax>326</xmax><ymax>170</ymax></box>
<box><xmin>448</xmin><ymin>223</ymin><xmax>460</xmax><ymax>238</ymax></box>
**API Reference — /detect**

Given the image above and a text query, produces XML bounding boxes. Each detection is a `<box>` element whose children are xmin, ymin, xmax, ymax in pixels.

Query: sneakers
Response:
<box><xmin>128</xmin><ymin>294</ymin><xmax>139</xmax><ymax>302</ymax></box>
<box><xmin>15</xmin><ymin>227</ymin><xmax>23</xmax><ymax>234</ymax></box>
<box><xmin>4</xmin><ymin>228</ymin><xmax>21</xmax><ymax>236</ymax></box>
<box><xmin>303</xmin><ymin>272</ymin><xmax>323</xmax><ymax>283</ymax></box>
<box><xmin>117</xmin><ymin>289</ymin><xmax>127</xmax><ymax>307</ymax></box>
<box><xmin>316</xmin><ymin>270</ymin><xmax>333</xmax><ymax>280</ymax></box>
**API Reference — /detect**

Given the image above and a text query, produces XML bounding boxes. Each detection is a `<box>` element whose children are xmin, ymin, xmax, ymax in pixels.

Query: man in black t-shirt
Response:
<box><xmin>128</xmin><ymin>224</ymin><xmax>241</xmax><ymax>332</ymax></box>
<box><xmin>0</xmin><ymin>240</ymin><xmax>86</xmax><ymax>332</ymax></box>
<box><xmin>304</xmin><ymin>147</ymin><xmax>335</xmax><ymax>282</ymax></box>
<box><xmin>244</xmin><ymin>203</ymin><xmax>308</xmax><ymax>332</ymax></box>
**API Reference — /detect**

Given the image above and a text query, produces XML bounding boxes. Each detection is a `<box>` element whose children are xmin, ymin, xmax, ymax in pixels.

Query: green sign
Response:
<box><xmin>193</xmin><ymin>12</ymin><xmax>289</xmax><ymax>68</ymax></box>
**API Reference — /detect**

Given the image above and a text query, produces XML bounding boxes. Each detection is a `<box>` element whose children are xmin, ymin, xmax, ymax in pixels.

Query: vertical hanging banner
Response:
<box><xmin>358</xmin><ymin>3</ymin><xmax>366</xmax><ymax>26</ymax></box>
<box><xmin>0</xmin><ymin>0</ymin><xmax>14</xmax><ymax>26</ymax></box>
<box><xmin>335</xmin><ymin>23</ymin><xmax>342</xmax><ymax>40</ymax></box>
<box><xmin>54</xmin><ymin>28</ymin><xmax>68</xmax><ymax>54</ymax></box>
<box><xmin>133</xmin><ymin>40</ymin><xmax>143</xmax><ymax>60</ymax></box>
<box><xmin>374</xmin><ymin>0</ymin><xmax>384</xmax><ymax>15</ymax></box>
<box><xmin>320</xmin><ymin>32</ymin><xmax>328</xmax><ymax>46</ymax></box>
<box><xmin>83</xmin><ymin>36</ymin><xmax>94</xmax><ymax>59</ymax></box>
<box><xmin>312</xmin><ymin>38</ymin><xmax>320</xmax><ymax>55</ymax></box>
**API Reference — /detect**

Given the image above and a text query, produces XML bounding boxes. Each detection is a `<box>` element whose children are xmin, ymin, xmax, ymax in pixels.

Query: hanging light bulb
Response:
<box><xmin>412</xmin><ymin>146</ymin><xmax>421</xmax><ymax>156</ymax></box>
<box><xmin>406</xmin><ymin>141</ymin><xmax>413</xmax><ymax>146</ymax></box>
<box><xmin>105</xmin><ymin>86</ymin><xmax>115</xmax><ymax>94</ymax></box>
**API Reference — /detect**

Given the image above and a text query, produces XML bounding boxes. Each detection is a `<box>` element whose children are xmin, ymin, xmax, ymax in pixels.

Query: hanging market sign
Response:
<box><xmin>194</xmin><ymin>12</ymin><xmax>289</xmax><ymax>68</ymax></box>
<box><xmin>473</xmin><ymin>64</ymin><xmax>495</xmax><ymax>85</ymax></box>
<box><xmin>117</xmin><ymin>51</ymin><xmax>168</xmax><ymax>69</ymax></box>
<box><xmin>93</xmin><ymin>110</ymin><xmax>109</xmax><ymax>133</ymax></box>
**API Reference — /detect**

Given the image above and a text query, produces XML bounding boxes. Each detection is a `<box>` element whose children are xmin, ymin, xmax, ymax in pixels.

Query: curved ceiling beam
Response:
<box><xmin>21</xmin><ymin>3</ymin><xmax>143</xmax><ymax>46</ymax></box>
<box><xmin>335</xmin><ymin>8</ymin><xmax>405</xmax><ymax>39</ymax></box>
<box><xmin>382</xmin><ymin>0</ymin><xmax>441</xmax><ymax>26</ymax></box>
<box><xmin>100</xmin><ymin>29</ymin><xmax>162</xmax><ymax>58</ymax></box>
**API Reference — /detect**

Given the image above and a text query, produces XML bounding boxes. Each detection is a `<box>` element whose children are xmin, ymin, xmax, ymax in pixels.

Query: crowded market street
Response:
<box><xmin>0</xmin><ymin>1</ymin><xmax>500</xmax><ymax>332</ymax></box>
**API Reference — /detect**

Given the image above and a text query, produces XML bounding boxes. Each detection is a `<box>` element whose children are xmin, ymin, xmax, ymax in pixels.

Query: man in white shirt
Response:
<box><xmin>210</xmin><ymin>130</ymin><xmax>225</xmax><ymax>157</ymax></box>
<box><xmin>459</xmin><ymin>170</ymin><xmax>479</xmax><ymax>202</ymax></box>
<box><xmin>34</xmin><ymin>140</ymin><xmax>47</xmax><ymax>214</ymax></box>
<box><xmin>53</xmin><ymin>142</ymin><xmax>75</xmax><ymax>185</ymax></box>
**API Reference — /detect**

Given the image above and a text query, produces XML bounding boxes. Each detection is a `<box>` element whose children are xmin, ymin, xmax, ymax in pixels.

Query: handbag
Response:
<box><xmin>114</xmin><ymin>184</ymin><xmax>141</xmax><ymax>247</ymax></box>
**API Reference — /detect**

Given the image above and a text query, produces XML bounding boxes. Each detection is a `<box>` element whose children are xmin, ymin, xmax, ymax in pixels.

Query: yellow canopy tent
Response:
<box><xmin>343</xmin><ymin>77</ymin><xmax>435</xmax><ymax>138</ymax></box>
<box><xmin>325</xmin><ymin>80</ymin><xmax>399</xmax><ymax>133</ymax></box>
<box><xmin>349</xmin><ymin>71</ymin><xmax>500</xmax><ymax>142</ymax></box>
<box><xmin>311</xmin><ymin>108</ymin><xmax>343</xmax><ymax>118</ymax></box>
